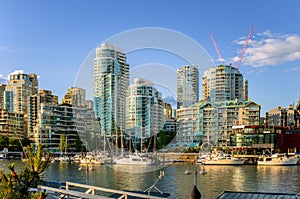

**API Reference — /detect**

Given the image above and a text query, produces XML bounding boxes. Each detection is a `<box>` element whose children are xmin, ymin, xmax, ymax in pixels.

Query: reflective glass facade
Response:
<box><xmin>126</xmin><ymin>78</ymin><xmax>164</xmax><ymax>146</ymax></box>
<box><xmin>94</xmin><ymin>44</ymin><xmax>129</xmax><ymax>137</ymax></box>
<box><xmin>177</xmin><ymin>65</ymin><xmax>199</xmax><ymax>109</ymax></box>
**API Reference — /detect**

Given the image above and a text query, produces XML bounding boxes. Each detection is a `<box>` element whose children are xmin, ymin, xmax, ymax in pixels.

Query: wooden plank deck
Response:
<box><xmin>217</xmin><ymin>191</ymin><xmax>298</xmax><ymax>199</ymax></box>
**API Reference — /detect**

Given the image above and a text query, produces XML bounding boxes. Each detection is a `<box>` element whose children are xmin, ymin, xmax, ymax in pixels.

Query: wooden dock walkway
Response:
<box><xmin>38</xmin><ymin>181</ymin><xmax>169</xmax><ymax>199</ymax></box>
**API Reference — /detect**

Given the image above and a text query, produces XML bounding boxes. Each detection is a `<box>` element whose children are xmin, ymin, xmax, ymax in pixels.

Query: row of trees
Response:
<box><xmin>0</xmin><ymin>136</ymin><xmax>30</xmax><ymax>151</ymax></box>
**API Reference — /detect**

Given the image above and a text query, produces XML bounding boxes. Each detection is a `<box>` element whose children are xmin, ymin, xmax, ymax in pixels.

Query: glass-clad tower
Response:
<box><xmin>177</xmin><ymin>65</ymin><xmax>199</xmax><ymax>109</ymax></box>
<box><xmin>94</xmin><ymin>44</ymin><xmax>129</xmax><ymax>136</ymax></box>
<box><xmin>126</xmin><ymin>78</ymin><xmax>164</xmax><ymax>146</ymax></box>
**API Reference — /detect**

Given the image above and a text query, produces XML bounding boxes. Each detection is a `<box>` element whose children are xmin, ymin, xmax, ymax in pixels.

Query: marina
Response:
<box><xmin>2</xmin><ymin>159</ymin><xmax>300</xmax><ymax>198</ymax></box>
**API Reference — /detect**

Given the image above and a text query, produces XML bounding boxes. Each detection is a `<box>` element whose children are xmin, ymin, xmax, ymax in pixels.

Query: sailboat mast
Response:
<box><xmin>65</xmin><ymin>135</ymin><xmax>67</xmax><ymax>155</ymax></box>
<box><xmin>103</xmin><ymin>132</ymin><xmax>106</xmax><ymax>154</ymax></box>
<box><xmin>129</xmin><ymin>131</ymin><xmax>131</xmax><ymax>153</ymax></box>
<box><xmin>154</xmin><ymin>128</ymin><xmax>156</xmax><ymax>155</ymax></box>
<box><xmin>140</xmin><ymin>118</ymin><xmax>143</xmax><ymax>154</ymax></box>
<box><xmin>121</xmin><ymin>127</ymin><xmax>124</xmax><ymax>156</ymax></box>
<box><xmin>115</xmin><ymin>127</ymin><xmax>118</xmax><ymax>156</ymax></box>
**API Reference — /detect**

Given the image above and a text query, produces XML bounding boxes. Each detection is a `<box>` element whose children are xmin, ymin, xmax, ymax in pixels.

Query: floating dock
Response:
<box><xmin>217</xmin><ymin>191</ymin><xmax>299</xmax><ymax>199</ymax></box>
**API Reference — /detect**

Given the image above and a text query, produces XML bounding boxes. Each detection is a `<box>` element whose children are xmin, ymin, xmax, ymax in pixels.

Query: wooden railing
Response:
<box><xmin>38</xmin><ymin>181</ymin><xmax>166</xmax><ymax>199</ymax></box>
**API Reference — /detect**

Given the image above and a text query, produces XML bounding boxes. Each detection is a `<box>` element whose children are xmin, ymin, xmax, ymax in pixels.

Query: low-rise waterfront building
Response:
<box><xmin>294</xmin><ymin>101</ymin><xmax>300</xmax><ymax>128</ymax></box>
<box><xmin>176</xmin><ymin>99</ymin><xmax>260</xmax><ymax>147</ymax></box>
<box><xmin>162</xmin><ymin>119</ymin><xmax>176</xmax><ymax>133</ymax></box>
<box><xmin>230</xmin><ymin>124</ymin><xmax>300</xmax><ymax>155</ymax></box>
<box><xmin>266</xmin><ymin>105</ymin><xmax>294</xmax><ymax>127</ymax></box>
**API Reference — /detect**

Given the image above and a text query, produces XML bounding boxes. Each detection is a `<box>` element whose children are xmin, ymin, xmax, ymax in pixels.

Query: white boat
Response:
<box><xmin>197</xmin><ymin>154</ymin><xmax>208</xmax><ymax>164</ymax></box>
<box><xmin>52</xmin><ymin>156</ymin><xmax>73</xmax><ymax>163</ymax></box>
<box><xmin>257</xmin><ymin>153</ymin><xmax>298</xmax><ymax>166</ymax></box>
<box><xmin>114</xmin><ymin>153</ymin><xmax>154</xmax><ymax>165</ymax></box>
<box><xmin>80</xmin><ymin>153</ymin><xmax>101</xmax><ymax>165</ymax></box>
<box><xmin>202</xmin><ymin>154</ymin><xmax>245</xmax><ymax>165</ymax></box>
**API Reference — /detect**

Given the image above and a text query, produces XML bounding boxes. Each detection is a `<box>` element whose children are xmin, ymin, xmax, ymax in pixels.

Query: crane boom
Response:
<box><xmin>236</xmin><ymin>26</ymin><xmax>255</xmax><ymax>69</ymax></box>
<box><xmin>209</xmin><ymin>33</ymin><xmax>224</xmax><ymax>65</ymax></box>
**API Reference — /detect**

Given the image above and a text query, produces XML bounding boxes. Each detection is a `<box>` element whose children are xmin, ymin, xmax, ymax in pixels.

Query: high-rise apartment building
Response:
<box><xmin>164</xmin><ymin>103</ymin><xmax>173</xmax><ymax>120</ymax></box>
<box><xmin>202</xmin><ymin>65</ymin><xmax>247</xmax><ymax>101</ymax></box>
<box><xmin>94</xmin><ymin>43</ymin><xmax>129</xmax><ymax>137</ymax></box>
<box><xmin>4</xmin><ymin>72</ymin><xmax>38</xmax><ymax>114</ymax></box>
<box><xmin>176</xmin><ymin>105</ymin><xmax>201</xmax><ymax>146</ymax></box>
<box><xmin>0</xmin><ymin>84</ymin><xmax>6</xmax><ymax>109</ymax></box>
<box><xmin>62</xmin><ymin>87</ymin><xmax>87</xmax><ymax>108</ymax></box>
<box><xmin>177</xmin><ymin>65</ymin><xmax>199</xmax><ymax>109</ymax></box>
<box><xmin>126</xmin><ymin>78</ymin><xmax>164</xmax><ymax>146</ymax></box>
<box><xmin>31</xmin><ymin>88</ymin><xmax>99</xmax><ymax>152</ymax></box>
<box><xmin>0</xmin><ymin>109</ymin><xmax>24</xmax><ymax>139</ymax></box>
<box><xmin>27</xmin><ymin>90</ymin><xmax>58</xmax><ymax>141</ymax></box>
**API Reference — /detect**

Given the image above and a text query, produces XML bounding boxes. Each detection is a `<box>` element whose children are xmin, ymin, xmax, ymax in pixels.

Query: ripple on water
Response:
<box><xmin>2</xmin><ymin>161</ymin><xmax>300</xmax><ymax>198</ymax></box>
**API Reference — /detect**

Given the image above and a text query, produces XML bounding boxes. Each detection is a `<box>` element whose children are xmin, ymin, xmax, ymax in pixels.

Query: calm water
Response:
<box><xmin>1</xmin><ymin>160</ymin><xmax>300</xmax><ymax>198</ymax></box>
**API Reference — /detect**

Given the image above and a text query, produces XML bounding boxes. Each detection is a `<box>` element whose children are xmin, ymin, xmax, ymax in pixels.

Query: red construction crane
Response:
<box><xmin>236</xmin><ymin>26</ymin><xmax>255</xmax><ymax>69</ymax></box>
<box><xmin>209</xmin><ymin>33</ymin><xmax>225</xmax><ymax>65</ymax></box>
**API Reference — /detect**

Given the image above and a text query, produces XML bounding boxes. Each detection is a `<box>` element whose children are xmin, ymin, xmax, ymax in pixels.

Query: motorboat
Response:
<box><xmin>257</xmin><ymin>153</ymin><xmax>298</xmax><ymax>166</ymax></box>
<box><xmin>202</xmin><ymin>153</ymin><xmax>245</xmax><ymax>165</ymax></box>
<box><xmin>197</xmin><ymin>154</ymin><xmax>208</xmax><ymax>164</ymax></box>
<box><xmin>52</xmin><ymin>156</ymin><xmax>73</xmax><ymax>163</ymax></box>
<box><xmin>114</xmin><ymin>152</ymin><xmax>154</xmax><ymax>165</ymax></box>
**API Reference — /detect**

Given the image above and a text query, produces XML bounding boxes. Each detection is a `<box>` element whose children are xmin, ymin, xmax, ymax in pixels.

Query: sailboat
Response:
<box><xmin>114</xmin><ymin>124</ymin><xmax>157</xmax><ymax>165</ymax></box>
<box><xmin>54</xmin><ymin>135</ymin><xmax>72</xmax><ymax>163</ymax></box>
<box><xmin>114</xmin><ymin>150</ymin><xmax>154</xmax><ymax>165</ymax></box>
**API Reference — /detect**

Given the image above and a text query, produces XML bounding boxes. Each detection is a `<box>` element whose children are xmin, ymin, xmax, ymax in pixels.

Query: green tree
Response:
<box><xmin>0</xmin><ymin>136</ymin><xmax>9</xmax><ymax>148</ymax></box>
<box><xmin>9</xmin><ymin>138</ymin><xmax>22</xmax><ymax>150</ymax></box>
<box><xmin>58</xmin><ymin>134</ymin><xmax>67</xmax><ymax>154</ymax></box>
<box><xmin>157</xmin><ymin>131</ymin><xmax>176</xmax><ymax>150</ymax></box>
<box><xmin>0</xmin><ymin>144</ymin><xmax>51</xmax><ymax>199</ymax></box>
<box><xmin>74</xmin><ymin>134</ymin><xmax>83</xmax><ymax>152</ymax></box>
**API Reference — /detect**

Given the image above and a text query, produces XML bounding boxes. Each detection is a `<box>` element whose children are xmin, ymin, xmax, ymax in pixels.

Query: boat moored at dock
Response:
<box><xmin>257</xmin><ymin>153</ymin><xmax>298</xmax><ymax>166</ymax></box>
<box><xmin>202</xmin><ymin>153</ymin><xmax>245</xmax><ymax>165</ymax></box>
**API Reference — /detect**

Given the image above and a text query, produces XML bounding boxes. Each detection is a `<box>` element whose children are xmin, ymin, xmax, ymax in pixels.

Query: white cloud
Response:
<box><xmin>233</xmin><ymin>31</ymin><xmax>300</xmax><ymax>67</ymax></box>
<box><xmin>0</xmin><ymin>45</ymin><xmax>10</xmax><ymax>53</ymax></box>
<box><xmin>283</xmin><ymin>65</ymin><xmax>300</xmax><ymax>72</ymax></box>
<box><xmin>0</xmin><ymin>74</ymin><xmax>6</xmax><ymax>83</ymax></box>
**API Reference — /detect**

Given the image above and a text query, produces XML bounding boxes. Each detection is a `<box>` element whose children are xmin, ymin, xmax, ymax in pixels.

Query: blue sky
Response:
<box><xmin>1</xmin><ymin>0</ymin><xmax>300</xmax><ymax>115</ymax></box>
